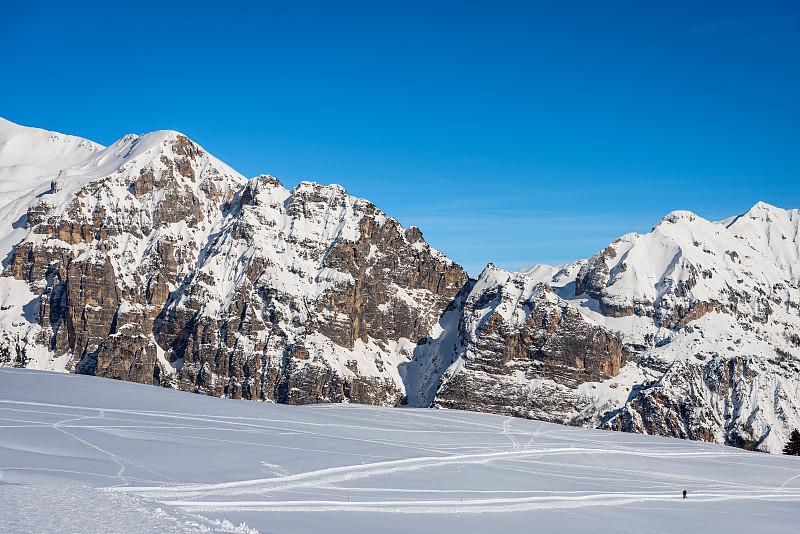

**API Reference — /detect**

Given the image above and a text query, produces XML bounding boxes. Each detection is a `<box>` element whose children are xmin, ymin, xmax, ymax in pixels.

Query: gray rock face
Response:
<box><xmin>2</xmin><ymin>131</ymin><xmax>467</xmax><ymax>408</ymax></box>
<box><xmin>433</xmin><ymin>266</ymin><xmax>632</xmax><ymax>422</ymax></box>
<box><xmin>604</xmin><ymin>355</ymin><xmax>800</xmax><ymax>450</ymax></box>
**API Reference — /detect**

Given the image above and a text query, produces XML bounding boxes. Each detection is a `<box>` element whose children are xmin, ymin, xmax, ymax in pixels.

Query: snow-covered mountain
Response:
<box><xmin>430</xmin><ymin>205</ymin><xmax>800</xmax><ymax>452</ymax></box>
<box><xmin>0</xmin><ymin>118</ymin><xmax>466</xmax><ymax>408</ymax></box>
<box><xmin>1</xmin><ymin>117</ymin><xmax>798</xmax><ymax>453</ymax></box>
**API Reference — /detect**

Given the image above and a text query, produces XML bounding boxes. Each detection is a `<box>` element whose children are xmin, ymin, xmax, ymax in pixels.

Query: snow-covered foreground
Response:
<box><xmin>2</xmin><ymin>369</ymin><xmax>800</xmax><ymax>533</ymax></box>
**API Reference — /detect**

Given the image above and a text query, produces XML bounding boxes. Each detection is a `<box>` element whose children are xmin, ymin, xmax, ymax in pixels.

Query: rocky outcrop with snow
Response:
<box><xmin>2</xmin><ymin>117</ymin><xmax>799</xmax><ymax>453</ymax></box>
<box><xmin>429</xmin><ymin>204</ymin><xmax>800</xmax><ymax>452</ymax></box>
<box><xmin>0</xmin><ymin>119</ymin><xmax>467</xmax><ymax>405</ymax></box>
<box><xmin>430</xmin><ymin>265</ymin><xmax>633</xmax><ymax>422</ymax></box>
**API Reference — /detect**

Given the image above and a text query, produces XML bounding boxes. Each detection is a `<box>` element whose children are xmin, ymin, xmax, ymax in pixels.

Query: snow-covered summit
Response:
<box><xmin>724</xmin><ymin>202</ymin><xmax>800</xmax><ymax>283</ymax></box>
<box><xmin>0</xmin><ymin>117</ymin><xmax>104</xmax><ymax>207</ymax></box>
<box><xmin>655</xmin><ymin>209</ymin><xmax>699</xmax><ymax>226</ymax></box>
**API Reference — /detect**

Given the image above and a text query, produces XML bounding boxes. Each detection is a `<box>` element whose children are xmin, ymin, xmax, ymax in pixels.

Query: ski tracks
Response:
<box><xmin>129</xmin><ymin>489</ymin><xmax>800</xmax><ymax>515</ymax></box>
<box><xmin>118</xmin><ymin>450</ymin><xmax>534</xmax><ymax>499</ymax></box>
<box><xmin>10</xmin><ymin>402</ymin><xmax>176</xmax><ymax>485</ymax></box>
<box><xmin>8</xmin><ymin>394</ymin><xmax>800</xmax><ymax>521</ymax></box>
<box><xmin>52</xmin><ymin>414</ymin><xmax>132</xmax><ymax>483</ymax></box>
<box><xmin>502</xmin><ymin>416</ymin><xmax>520</xmax><ymax>452</ymax></box>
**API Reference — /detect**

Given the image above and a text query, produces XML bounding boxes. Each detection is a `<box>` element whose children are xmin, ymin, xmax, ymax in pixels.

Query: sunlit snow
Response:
<box><xmin>2</xmin><ymin>368</ymin><xmax>800</xmax><ymax>533</ymax></box>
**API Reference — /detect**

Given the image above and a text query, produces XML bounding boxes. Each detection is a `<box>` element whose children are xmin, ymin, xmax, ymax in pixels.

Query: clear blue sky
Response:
<box><xmin>4</xmin><ymin>1</ymin><xmax>799</xmax><ymax>275</ymax></box>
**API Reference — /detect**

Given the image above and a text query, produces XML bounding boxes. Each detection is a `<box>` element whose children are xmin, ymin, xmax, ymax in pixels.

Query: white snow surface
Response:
<box><xmin>0</xmin><ymin>118</ymin><xmax>104</xmax><ymax>209</ymax></box>
<box><xmin>3</xmin><ymin>368</ymin><xmax>800</xmax><ymax>534</ymax></box>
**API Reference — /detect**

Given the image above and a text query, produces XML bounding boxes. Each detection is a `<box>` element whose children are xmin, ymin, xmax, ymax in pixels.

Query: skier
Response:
<box><xmin>682</xmin><ymin>490</ymin><xmax>687</xmax><ymax>499</ymax></box>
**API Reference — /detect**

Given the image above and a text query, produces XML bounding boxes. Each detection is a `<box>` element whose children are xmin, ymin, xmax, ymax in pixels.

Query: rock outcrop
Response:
<box><xmin>0</xmin><ymin>122</ymin><xmax>467</xmax><ymax>407</ymax></box>
<box><xmin>433</xmin><ymin>266</ymin><xmax>633</xmax><ymax>422</ymax></box>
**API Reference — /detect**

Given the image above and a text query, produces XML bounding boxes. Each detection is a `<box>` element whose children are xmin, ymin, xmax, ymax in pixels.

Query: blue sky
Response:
<box><xmin>4</xmin><ymin>1</ymin><xmax>799</xmax><ymax>275</ymax></box>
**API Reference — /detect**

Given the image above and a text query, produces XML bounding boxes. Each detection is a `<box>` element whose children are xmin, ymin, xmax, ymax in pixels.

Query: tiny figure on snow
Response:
<box><xmin>682</xmin><ymin>490</ymin><xmax>687</xmax><ymax>499</ymax></box>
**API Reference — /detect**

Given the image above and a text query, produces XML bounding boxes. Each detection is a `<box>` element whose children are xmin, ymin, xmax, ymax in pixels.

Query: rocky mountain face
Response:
<box><xmin>431</xmin><ymin>205</ymin><xmax>800</xmax><ymax>453</ymax></box>
<box><xmin>1</xmin><ymin>117</ymin><xmax>799</xmax><ymax>453</ymax></box>
<box><xmin>431</xmin><ymin>266</ymin><xmax>633</xmax><ymax>422</ymax></box>
<box><xmin>0</xmin><ymin>118</ymin><xmax>466</xmax><ymax>406</ymax></box>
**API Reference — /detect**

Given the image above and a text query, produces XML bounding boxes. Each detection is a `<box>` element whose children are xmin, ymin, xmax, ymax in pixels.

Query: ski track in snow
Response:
<box><xmin>157</xmin><ymin>490</ymin><xmax>800</xmax><ymax>514</ymax></box>
<box><xmin>52</xmin><ymin>414</ymin><xmax>131</xmax><ymax>482</ymax></box>
<box><xmin>502</xmin><ymin>416</ymin><xmax>520</xmax><ymax>452</ymax></box>
<box><xmin>19</xmin><ymin>399</ymin><xmax>792</xmax><ymax>513</ymax></box>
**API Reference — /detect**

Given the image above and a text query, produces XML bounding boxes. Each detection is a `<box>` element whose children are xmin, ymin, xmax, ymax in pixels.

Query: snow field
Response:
<box><xmin>2</xmin><ymin>368</ymin><xmax>800</xmax><ymax>533</ymax></box>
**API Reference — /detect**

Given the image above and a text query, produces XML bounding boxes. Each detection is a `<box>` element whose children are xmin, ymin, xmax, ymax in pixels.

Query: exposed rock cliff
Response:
<box><xmin>432</xmin><ymin>265</ymin><xmax>633</xmax><ymax>422</ymax></box>
<box><xmin>390</xmin><ymin>204</ymin><xmax>800</xmax><ymax>454</ymax></box>
<box><xmin>0</xmin><ymin>119</ymin><xmax>467</xmax><ymax>406</ymax></box>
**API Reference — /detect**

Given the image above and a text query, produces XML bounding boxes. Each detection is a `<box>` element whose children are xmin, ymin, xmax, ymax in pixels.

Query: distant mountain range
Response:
<box><xmin>1</xmin><ymin>117</ymin><xmax>798</xmax><ymax>452</ymax></box>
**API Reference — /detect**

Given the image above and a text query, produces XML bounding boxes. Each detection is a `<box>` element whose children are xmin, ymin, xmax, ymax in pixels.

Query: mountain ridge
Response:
<box><xmin>1</xmin><ymin>117</ymin><xmax>798</xmax><ymax>453</ymax></box>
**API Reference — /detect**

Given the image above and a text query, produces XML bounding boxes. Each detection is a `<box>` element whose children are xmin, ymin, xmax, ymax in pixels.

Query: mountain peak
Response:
<box><xmin>0</xmin><ymin>117</ymin><xmax>105</xmax><ymax>208</ymax></box>
<box><xmin>743</xmin><ymin>201</ymin><xmax>783</xmax><ymax>220</ymax></box>
<box><xmin>293</xmin><ymin>180</ymin><xmax>350</xmax><ymax>198</ymax></box>
<box><xmin>721</xmin><ymin>201</ymin><xmax>797</xmax><ymax>231</ymax></box>
<box><xmin>654</xmin><ymin>210</ymin><xmax>699</xmax><ymax>228</ymax></box>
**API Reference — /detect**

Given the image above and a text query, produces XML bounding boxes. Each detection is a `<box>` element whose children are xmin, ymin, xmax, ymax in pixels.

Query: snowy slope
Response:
<box><xmin>723</xmin><ymin>201</ymin><xmax>800</xmax><ymax>282</ymax></box>
<box><xmin>0</xmin><ymin>118</ymin><xmax>103</xmax><ymax>209</ymax></box>
<box><xmin>3</xmin><ymin>368</ymin><xmax>800</xmax><ymax>534</ymax></box>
